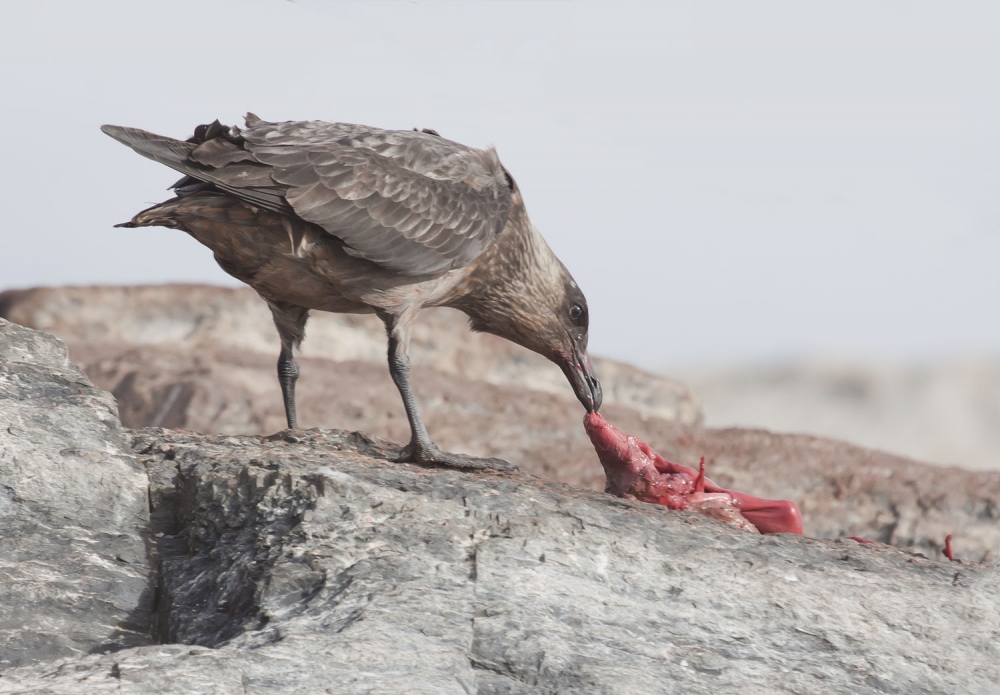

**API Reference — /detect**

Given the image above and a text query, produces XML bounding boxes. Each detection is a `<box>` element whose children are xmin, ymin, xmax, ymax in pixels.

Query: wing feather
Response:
<box><xmin>103</xmin><ymin>117</ymin><xmax>513</xmax><ymax>275</ymax></box>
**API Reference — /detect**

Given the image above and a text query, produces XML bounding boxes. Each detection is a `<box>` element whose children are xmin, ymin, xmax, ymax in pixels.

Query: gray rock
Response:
<box><xmin>3</xmin><ymin>313</ymin><xmax>1000</xmax><ymax>695</ymax></box>
<box><xmin>3</xmin><ymin>422</ymin><xmax>999</xmax><ymax>694</ymax></box>
<box><xmin>0</xmin><ymin>319</ymin><xmax>150</xmax><ymax>668</ymax></box>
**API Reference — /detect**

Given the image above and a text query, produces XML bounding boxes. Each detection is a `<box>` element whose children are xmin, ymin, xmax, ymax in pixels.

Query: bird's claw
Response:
<box><xmin>395</xmin><ymin>443</ymin><xmax>517</xmax><ymax>473</ymax></box>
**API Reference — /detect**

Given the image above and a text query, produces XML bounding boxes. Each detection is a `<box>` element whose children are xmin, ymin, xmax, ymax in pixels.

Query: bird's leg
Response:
<box><xmin>382</xmin><ymin>313</ymin><xmax>516</xmax><ymax>473</ymax></box>
<box><xmin>267</xmin><ymin>301</ymin><xmax>310</xmax><ymax>430</ymax></box>
<box><xmin>277</xmin><ymin>347</ymin><xmax>301</xmax><ymax>429</ymax></box>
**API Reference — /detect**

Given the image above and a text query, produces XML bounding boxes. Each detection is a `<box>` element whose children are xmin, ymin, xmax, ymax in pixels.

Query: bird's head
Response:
<box><xmin>457</xmin><ymin>206</ymin><xmax>602</xmax><ymax>413</ymax></box>
<box><xmin>545</xmin><ymin>276</ymin><xmax>603</xmax><ymax>414</ymax></box>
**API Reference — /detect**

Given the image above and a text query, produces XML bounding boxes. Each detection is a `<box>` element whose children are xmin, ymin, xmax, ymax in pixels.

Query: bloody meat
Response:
<box><xmin>584</xmin><ymin>412</ymin><xmax>803</xmax><ymax>535</ymax></box>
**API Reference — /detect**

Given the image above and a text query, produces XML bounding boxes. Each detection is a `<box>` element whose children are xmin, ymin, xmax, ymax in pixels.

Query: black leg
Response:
<box><xmin>277</xmin><ymin>347</ymin><xmax>300</xmax><ymax>429</ymax></box>
<box><xmin>386</xmin><ymin>333</ymin><xmax>433</xmax><ymax>451</ymax></box>
<box><xmin>266</xmin><ymin>301</ymin><xmax>310</xmax><ymax>431</ymax></box>
<box><xmin>382</xmin><ymin>314</ymin><xmax>516</xmax><ymax>473</ymax></box>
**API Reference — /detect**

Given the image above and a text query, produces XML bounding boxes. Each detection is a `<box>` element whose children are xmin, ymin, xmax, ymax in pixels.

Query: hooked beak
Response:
<box><xmin>560</xmin><ymin>343</ymin><xmax>603</xmax><ymax>413</ymax></box>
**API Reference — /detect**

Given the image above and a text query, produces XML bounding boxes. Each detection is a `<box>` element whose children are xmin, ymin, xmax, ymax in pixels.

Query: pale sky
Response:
<box><xmin>2</xmin><ymin>0</ymin><xmax>999</xmax><ymax>368</ymax></box>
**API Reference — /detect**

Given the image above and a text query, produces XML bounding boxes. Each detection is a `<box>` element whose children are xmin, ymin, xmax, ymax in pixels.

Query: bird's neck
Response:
<box><xmin>445</xmin><ymin>205</ymin><xmax>564</xmax><ymax>356</ymax></box>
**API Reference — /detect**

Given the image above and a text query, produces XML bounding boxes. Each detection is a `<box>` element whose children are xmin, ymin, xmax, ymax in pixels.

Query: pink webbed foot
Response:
<box><xmin>728</xmin><ymin>493</ymin><xmax>804</xmax><ymax>535</ymax></box>
<box><xmin>658</xmin><ymin>452</ymin><xmax>803</xmax><ymax>535</ymax></box>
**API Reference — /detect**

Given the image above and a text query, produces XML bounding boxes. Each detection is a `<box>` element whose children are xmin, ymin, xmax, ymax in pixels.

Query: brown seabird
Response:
<box><xmin>102</xmin><ymin>114</ymin><xmax>601</xmax><ymax>471</ymax></box>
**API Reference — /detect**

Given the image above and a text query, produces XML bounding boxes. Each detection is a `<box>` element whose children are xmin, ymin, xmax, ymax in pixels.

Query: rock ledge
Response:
<box><xmin>2</xmin><ymin>319</ymin><xmax>1000</xmax><ymax>695</ymax></box>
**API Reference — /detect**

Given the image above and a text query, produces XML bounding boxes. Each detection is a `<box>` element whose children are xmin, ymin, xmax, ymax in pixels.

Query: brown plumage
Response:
<box><xmin>102</xmin><ymin>114</ymin><xmax>601</xmax><ymax>470</ymax></box>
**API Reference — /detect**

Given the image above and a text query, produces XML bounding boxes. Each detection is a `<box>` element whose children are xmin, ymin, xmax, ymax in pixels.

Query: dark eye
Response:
<box><xmin>503</xmin><ymin>170</ymin><xmax>515</xmax><ymax>191</ymax></box>
<box><xmin>569</xmin><ymin>304</ymin><xmax>585</xmax><ymax>325</ymax></box>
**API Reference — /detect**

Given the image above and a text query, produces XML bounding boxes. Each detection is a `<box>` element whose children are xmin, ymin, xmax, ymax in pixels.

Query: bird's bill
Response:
<box><xmin>560</xmin><ymin>346</ymin><xmax>603</xmax><ymax>413</ymax></box>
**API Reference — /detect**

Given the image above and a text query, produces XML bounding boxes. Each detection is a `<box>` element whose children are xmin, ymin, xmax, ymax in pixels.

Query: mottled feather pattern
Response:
<box><xmin>249</xmin><ymin>133</ymin><xmax>509</xmax><ymax>273</ymax></box>
<box><xmin>189</xmin><ymin>137</ymin><xmax>256</xmax><ymax>167</ymax></box>
<box><xmin>102</xmin><ymin>116</ymin><xmax>513</xmax><ymax>276</ymax></box>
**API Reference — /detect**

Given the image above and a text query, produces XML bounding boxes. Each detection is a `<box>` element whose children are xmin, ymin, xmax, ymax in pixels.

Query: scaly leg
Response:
<box><xmin>277</xmin><ymin>347</ymin><xmax>301</xmax><ymax>429</ymax></box>
<box><xmin>267</xmin><ymin>301</ymin><xmax>310</xmax><ymax>430</ymax></box>
<box><xmin>381</xmin><ymin>312</ymin><xmax>515</xmax><ymax>473</ymax></box>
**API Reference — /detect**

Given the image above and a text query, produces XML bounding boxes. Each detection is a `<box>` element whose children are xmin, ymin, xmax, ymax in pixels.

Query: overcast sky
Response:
<box><xmin>2</xmin><ymin>0</ymin><xmax>998</xmax><ymax>368</ymax></box>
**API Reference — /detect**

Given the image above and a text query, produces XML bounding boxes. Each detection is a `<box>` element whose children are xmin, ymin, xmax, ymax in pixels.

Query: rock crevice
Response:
<box><xmin>135</xmin><ymin>431</ymin><xmax>324</xmax><ymax>647</ymax></box>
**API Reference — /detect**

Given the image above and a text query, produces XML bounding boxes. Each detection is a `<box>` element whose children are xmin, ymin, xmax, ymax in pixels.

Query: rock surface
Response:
<box><xmin>0</xmin><ymin>319</ymin><xmax>150</xmax><ymax>668</ymax></box>
<box><xmin>2</xmin><ymin>317</ymin><xmax>1000</xmax><ymax>694</ymax></box>
<box><xmin>4</xmin><ymin>424</ymin><xmax>1000</xmax><ymax>694</ymax></box>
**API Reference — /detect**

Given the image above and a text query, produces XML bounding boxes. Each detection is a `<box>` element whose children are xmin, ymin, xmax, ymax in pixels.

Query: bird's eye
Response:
<box><xmin>503</xmin><ymin>171</ymin><xmax>515</xmax><ymax>191</ymax></box>
<box><xmin>569</xmin><ymin>304</ymin><xmax>585</xmax><ymax>325</ymax></box>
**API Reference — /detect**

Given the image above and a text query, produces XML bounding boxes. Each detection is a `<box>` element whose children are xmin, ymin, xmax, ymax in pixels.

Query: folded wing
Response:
<box><xmin>101</xmin><ymin>116</ymin><xmax>513</xmax><ymax>276</ymax></box>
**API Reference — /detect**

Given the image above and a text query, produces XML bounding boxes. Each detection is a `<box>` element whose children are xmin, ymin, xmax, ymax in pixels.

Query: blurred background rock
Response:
<box><xmin>0</xmin><ymin>285</ymin><xmax>700</xmax><ymax>490</ymax></box>
<box><xmin>681</xmin><ymin>360</ymin><xmax>1000</xmax><ymax>471</ymax></box>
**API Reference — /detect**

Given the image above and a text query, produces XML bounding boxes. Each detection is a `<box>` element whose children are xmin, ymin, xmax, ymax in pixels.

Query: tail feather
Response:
<box><xmin>101</xmin><ymin>122</ymin><xmax>289</xmax><ymax>217</ymax></box>
<box><xmin>100</xmin><ymin>125</ymin><xmax>197</xmax><ymax>177</ymax></box>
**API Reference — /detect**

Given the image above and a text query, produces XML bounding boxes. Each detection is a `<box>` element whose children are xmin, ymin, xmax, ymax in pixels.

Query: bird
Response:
<box><xmin>101</xmin><ymin>114</ymin><xmax>602</xmax><ymax>471</ymax></box>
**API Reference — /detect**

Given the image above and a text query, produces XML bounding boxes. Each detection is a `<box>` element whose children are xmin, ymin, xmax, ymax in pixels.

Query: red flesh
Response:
<box><xmin>584</xmin><ymin>412</ymin><xmax>803</xmax><ymax>535</ymax></box>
